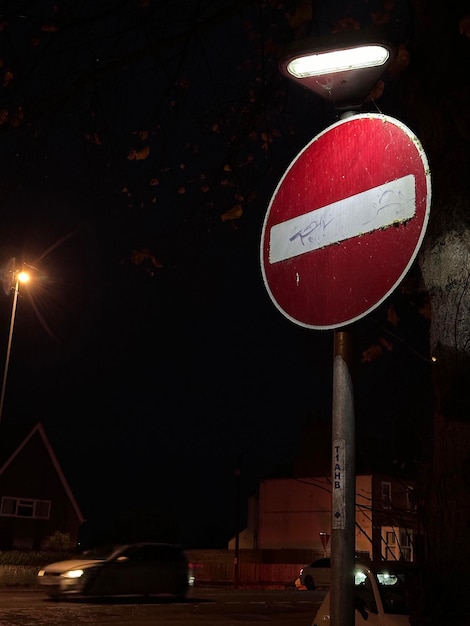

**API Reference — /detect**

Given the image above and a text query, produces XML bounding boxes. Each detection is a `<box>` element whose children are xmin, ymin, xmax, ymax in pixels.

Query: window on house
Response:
<box><xmin>381</xmin><ymin>526</ymin><xmax>414</xmax><ymax>561</ymax></box>
<box><xmin>35</xmin><ymin>500</ymin><xmax>51</xmax><ymax>519</ymax></box>
<box><xmin>386</xmin><ymin>531</ymin><xmax>396</xmax><ymax>545</ymax></box>
<box><xmin>0</xmin><ymin>497</ymin><xmax>16</xmax><ymax>515</ymax></box>
<box><xmin>399</xmin><ymin>530</ymin><xmax>413</xmax><ymax>561</ymax></box>
<box><xmin>406</xmin><ymin>486</ymin><xmax>417</xmax><ymax>511</ymax></box>
<box><xmin>0</xmin><ymin>497</ymin><xmax>51</xmax><ymax>520</ymax></box>
<box><xmin>381</xmin><ymin>482</ymin><xmax>392</xmax><ymax>508</ymax></box>
<box><xmin>384</xmin><ymin>530</ymin><xmax>396</xmax><ymax>560</ymax></box>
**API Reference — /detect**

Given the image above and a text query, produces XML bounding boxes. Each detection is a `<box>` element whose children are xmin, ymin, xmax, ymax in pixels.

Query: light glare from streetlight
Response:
<box><xmin>286</xmin><ymin>45</ymin><xmax>390</xmax><ymax>78</ymax></box>
<box><xmin>17</xmin><ymin>270</ymin><xmax>30</xmax><ymax>284</ymax></box>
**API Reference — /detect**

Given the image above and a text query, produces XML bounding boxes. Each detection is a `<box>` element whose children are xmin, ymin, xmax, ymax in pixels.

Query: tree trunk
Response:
<box><xmin>412</xmin><ymin>3</ymin><xmax>470</xmax><ymax>622</ymax></box>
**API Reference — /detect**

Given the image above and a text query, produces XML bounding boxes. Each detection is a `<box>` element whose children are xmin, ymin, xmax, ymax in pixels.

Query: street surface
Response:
<box><xmin>0</xmin><ymin>586</ymin><xmax>325</xmax><ymax>625</ymax></box>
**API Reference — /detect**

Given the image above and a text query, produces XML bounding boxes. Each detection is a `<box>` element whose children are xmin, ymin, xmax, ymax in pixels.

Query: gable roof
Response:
<box><xmin>0</xmin><ymin>421</ymin><xmax>85</xmax><ymax>524</ymax></box>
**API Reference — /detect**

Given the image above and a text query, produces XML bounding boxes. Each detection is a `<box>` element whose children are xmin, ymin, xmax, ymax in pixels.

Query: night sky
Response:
<box><xmin>0</xmin><ymin>1</ymin><xmax>439</xmax><ymax>547</ymax></box>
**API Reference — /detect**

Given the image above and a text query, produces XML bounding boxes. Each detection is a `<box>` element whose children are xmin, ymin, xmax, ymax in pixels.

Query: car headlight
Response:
<box><xmin>62</xmin><ymin>569</ymin><xmax>84</xmax><ymax>579</ymax></box>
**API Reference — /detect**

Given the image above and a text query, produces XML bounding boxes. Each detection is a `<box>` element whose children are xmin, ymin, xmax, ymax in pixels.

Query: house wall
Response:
<box><xmin>257</xmin><ymin>478</ymin><xmax>332</xmax><ymax>551</ymax></box>
<box><xmin>356</xmin><ymin>474</ymin><xmax>373</xmax><ymax>555</ymax></box>
<box><xmin>0</xmin><ymin>429</ymin><xmax>82</xmax><ymax>550</ymax></box>
<box><xmin>371</xmin><ymin>474</ymin><xmax>419</xmax><ymax>562</ymax></box>
<box><xmin>250</xmin><ymin>474</ymin><xmax>418</xmax><ymax>563</ymax></box>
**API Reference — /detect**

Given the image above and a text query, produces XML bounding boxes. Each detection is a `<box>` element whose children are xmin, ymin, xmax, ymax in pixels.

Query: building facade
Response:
<box><xmin>234</xmin><ymin>474</ymin><xmax>420</xmax><ymax>564</ymax></box>
<box><xmin>0</xmin><ymin>423</ymin><xmax>84</xmax><ymax>550</ymax></box>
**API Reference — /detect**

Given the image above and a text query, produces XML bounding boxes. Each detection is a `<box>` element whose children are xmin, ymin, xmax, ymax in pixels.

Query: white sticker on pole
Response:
<box><xmin>332</xmin><ymin>439</ymin><xmax>345</xmax><ymax>530</ymax></box>
<box><xmin>269</xmin><ymin>174</ymin><xmax>416</xmax><ymax>264</ymax></box>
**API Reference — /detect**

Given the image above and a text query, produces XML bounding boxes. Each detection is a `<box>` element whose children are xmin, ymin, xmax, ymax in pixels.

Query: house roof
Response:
<box><xmin>0</xmin><ymin>421</ymin><xmax>85</xmax><ymax>524</ymax></box>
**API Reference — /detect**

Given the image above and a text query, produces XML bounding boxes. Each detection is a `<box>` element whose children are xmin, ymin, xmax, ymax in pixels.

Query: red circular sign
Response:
<box><xmin>260</xmin><ymin>114</ymin><xmax>431</xmax><ymax>329</ymax></box>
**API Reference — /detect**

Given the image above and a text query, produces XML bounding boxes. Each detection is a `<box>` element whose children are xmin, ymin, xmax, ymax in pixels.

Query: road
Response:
<box><xmin>0</xmin><ymin>586</ymin><xmax>325</xmax><ymax>625</ymax></box>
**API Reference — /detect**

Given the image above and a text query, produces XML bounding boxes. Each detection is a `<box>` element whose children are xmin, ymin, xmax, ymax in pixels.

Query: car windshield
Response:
<box><xmin>80</xmin><ymin>545</ymin><xmax>124</xmax><ymax>560</ymax></box>
<box><xmin>374</xmin><ymin>568</ymin><xmax>416</xmax><ymax>615</ymax></box>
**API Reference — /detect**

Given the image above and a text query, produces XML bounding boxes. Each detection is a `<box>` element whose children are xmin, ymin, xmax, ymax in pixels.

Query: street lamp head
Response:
<box><xmin>16</xmin><ymin>270</ymin><xmax>30</xmax><ymax>284</ymax></box>
<box><xmin>1</xmin><ymin>258</ymin><xmax>34</xmax><ymax>294</ymax></box>
<box><xmin>279</xmin><ymin>31</ymin><xmax>396</xmax><ymax>111</ymax></box>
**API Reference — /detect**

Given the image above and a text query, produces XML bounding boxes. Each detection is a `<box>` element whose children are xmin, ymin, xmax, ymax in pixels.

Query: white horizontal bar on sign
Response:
<box><xmin>269</xmin><ymin>174</ymin><xmax>416</xmax><ymax>264</ymax></box>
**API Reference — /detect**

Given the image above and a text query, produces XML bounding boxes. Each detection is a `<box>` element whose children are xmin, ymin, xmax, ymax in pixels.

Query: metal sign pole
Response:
<box><xmin>330</xmin><ymin>329</ymin><xmax>356</xmax><ymax>626</ymax></box>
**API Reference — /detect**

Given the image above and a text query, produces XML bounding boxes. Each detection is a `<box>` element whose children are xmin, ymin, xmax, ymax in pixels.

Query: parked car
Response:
<box><xmin>312</xmin><ymin>562</ymin><xmax>417</xmax><ymax>625</ymax></box>
<box><xmin>37</xmin><ymin>542</ymin><xmax>194</xmax><ymax>600</ymax></box>
<box><xmin>298</xmin><ymin>557</ymin><xmax>331</xmax><ymax>590</ymax></box>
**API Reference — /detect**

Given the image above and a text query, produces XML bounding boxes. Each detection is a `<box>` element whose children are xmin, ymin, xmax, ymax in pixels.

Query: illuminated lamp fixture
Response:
<box><xmin>279</xmin><ymin>31</ymin><xmax>396</xmax><ymax>111</ymax></box>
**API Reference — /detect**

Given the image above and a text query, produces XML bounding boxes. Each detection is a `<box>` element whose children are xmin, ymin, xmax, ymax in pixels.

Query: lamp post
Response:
<box><xmin>278</xmin><ymin>32</ymin><xmax>396</xmax><ymax>626</ymax></box>
<box><xmin>0</xmin><ymin>266</ymin><xmax>31</xmax><ymax>425</ymax></box>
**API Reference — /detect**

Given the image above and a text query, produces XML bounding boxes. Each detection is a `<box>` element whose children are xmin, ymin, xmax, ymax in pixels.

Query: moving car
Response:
<box><xmin>312</xmin><ymin>562</ymin><xmax>416</xmax><ymax>625</ymax></box>
<box><xmin>37</xmin><ymin>542</ymin><xmax>194</xmax><ymax>600</ymax></box>
<box><xmin>298</xmin><ymin>558</ymin><xmax>331</xmax><ymax>590</ymax></box>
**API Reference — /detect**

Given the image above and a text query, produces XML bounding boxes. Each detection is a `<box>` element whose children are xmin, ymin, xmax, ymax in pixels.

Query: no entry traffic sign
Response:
<box><xmin>260</xmin><ymin>113</ymin><xmax>431</xmax><ymax>329</ymax></box>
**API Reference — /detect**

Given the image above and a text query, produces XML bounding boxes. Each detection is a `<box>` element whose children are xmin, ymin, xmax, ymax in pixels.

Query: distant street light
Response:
<box><xmin>0</xmin><ymin>263</ymin><xmax>31</xmax><ymax>425</ymax></box>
